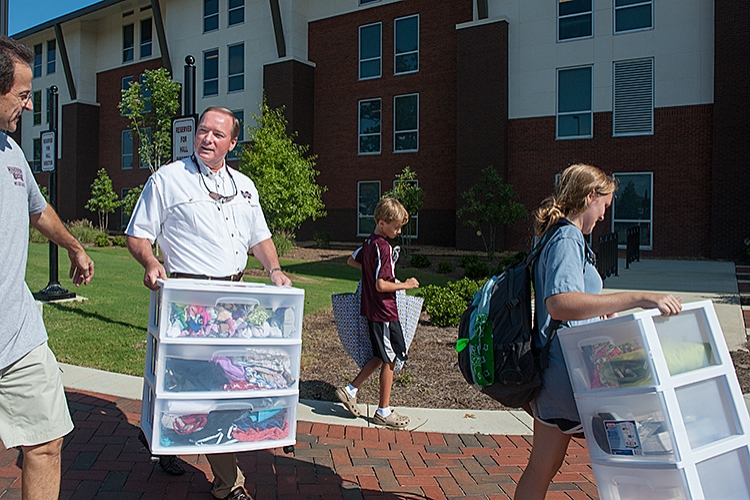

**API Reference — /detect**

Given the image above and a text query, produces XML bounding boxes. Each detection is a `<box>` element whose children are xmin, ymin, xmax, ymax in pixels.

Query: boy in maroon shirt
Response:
<box><xmin>336</xmin><ymin>198</ymin><xmax>420</xmax><ymax>428</ymax></box>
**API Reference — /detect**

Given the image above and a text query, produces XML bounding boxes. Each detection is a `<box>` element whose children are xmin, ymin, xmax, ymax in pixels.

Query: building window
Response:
<box><xmin>122</xmin><ymin>130</ymin><xmax>134</xmax><ymax>170</ymax></box>
<box><xmin>358</xmin><ymin>181</ymin><xmax>381</xmax><ymax>236</ymax></box>
<box><xmin>394</xmin><ymin>93</ymin><xmax>418</xmax><ymax>152</ymax></box>
<box><xmin>228</xmin><ymin>109</ymin><xmax>244</xmax><ymax>160</ymax></box>
<box><xmin>360</xmin><ymin>0</ymin><xmax>380</xmax><ymax>4</ymax></box>
<box><xmin>557</xmin><ymin>66</ymin><xmax>592</xmax><ymax>139</ymax></box>
<box><xmin>139</xmin><ymin>73</ymin><xmax>152</xmax><ymax>113</ymax></box>
<box><xmin>613</xmin><ymin>172</ymin><xmax>652</xmax><ymax>249</ymax></box>
<box><xmin>358</xmin><ymin>98</ymin><xmax>381</xmax><ymax>155</ymax></box>
<box><xmin>46</xmin><ymin>39</ymin><xmax>56</xmax><ymax>74</ymax></box>
<box><xmin>394</xmin><ymin>15</ymin><xmax>419</xmax><ymax>75</ymax></box>
<box><xmin>33</xmin><ymin>44</ymin><xmax>42</xmax><ymax>78</ymax></box>
<box><xmin>228</xmin><ymin>0</ymin><xmax>244</xmax><ymax>26</ymax></box>
<box><xmin>123</xmin><ymin>24</ymin><xmax>135</xmax><ymax>62</ymax></box>
<box><xmin>32</xmin><ymin>138</ymin><xmax>41</xmax><ymax>173</ymax></box>
<box><xmin>140</xmin><ymin>18</ymin><xmax>153</xmax><ymax>58</ymax></box>
<box><xmin>203</xmin><ymin>49</ymin><xmax>219</xmax><ymax>96</ymax></box>
<box><xmin>558</xmin><ymin>0</ymin><xmax>592</xmax><ymax>41</ymax></box>
<box><xmin>359</xmin><ymin>23</ymin><xmax>382</xmax><ymax>80</ymax></box>
<box><xmin>121</xmin><ymin>76</ymin><xmax>134</xmax><ymax>115</ymax></box>
<box><xmin>615</xmin><ymin>0</ymin><xmax>652</xmax><ymax>33</ymax></box>
<box><xmin>228</xmin><ymin>43</ymin><xmax>244</xmax><ymax>93</ymax></box>
<box><xmin>613</xmin><ymin>58</ymin><xmax>653</xmax><ymax>136</ymax></box>
<box><xmin>204</xmin><ymin>0</ymin><xmax>219</xmax><ymax>32</ymax></box>
<box><xmin>32</xmin><ymin>90</ymin><xmax>41</xmax><ymax>125</ymax></box>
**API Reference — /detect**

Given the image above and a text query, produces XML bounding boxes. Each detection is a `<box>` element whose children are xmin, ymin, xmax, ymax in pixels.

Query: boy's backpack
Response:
<box><xmin>455</xmin><ymin>221</ymin><xmax>567</xmax><ymax>408</ymax></box>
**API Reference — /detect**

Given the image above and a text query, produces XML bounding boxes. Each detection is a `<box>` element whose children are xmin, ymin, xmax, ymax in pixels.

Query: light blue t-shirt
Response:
<box><xmin>531</xmin><ymin>223</ymin><xmax>602</xmax><ymax>423</ymax></box>
<box><xmin>0</xmin><ymin>133</ymin><xmax>48</xmax><ymax>369</ymax></box>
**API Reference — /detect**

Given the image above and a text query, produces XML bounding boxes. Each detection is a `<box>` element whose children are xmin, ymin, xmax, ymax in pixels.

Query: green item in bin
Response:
<box><xmin>662</xmin><ymin>341</ymin><xmax>712</xmax><ymax>375</ymax></box>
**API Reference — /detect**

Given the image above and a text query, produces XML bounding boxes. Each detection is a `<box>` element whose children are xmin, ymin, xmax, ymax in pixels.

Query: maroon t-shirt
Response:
<box><xmin>353</xmin><ymin>233</ymin><xmax>399</xmax><ymax>322</ymax></box>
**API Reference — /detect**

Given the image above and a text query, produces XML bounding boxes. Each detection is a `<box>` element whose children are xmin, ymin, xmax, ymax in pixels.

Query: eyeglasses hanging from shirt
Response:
<box><xmin>192</xmin><ymin>154</ymin><xmax>237</xmax><ymax>203</ymax></box>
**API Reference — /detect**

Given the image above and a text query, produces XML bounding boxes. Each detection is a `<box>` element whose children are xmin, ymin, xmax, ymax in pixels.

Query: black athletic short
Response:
<box><xmin>367</xmin><ymin>320</ymin><xmax>408</xmax><ymax>364</ymax></box>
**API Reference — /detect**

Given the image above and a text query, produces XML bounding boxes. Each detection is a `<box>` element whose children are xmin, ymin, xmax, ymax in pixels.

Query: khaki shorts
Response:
<box><xmin>0</xmin><ymin>343</ymin><xmax>74</xmax><ymax>448</ymax></box>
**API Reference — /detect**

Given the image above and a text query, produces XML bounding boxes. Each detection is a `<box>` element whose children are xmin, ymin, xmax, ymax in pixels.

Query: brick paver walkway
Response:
<box><xmin>0</xmin><ymin>390</ymin><xmax>598</xmax><ymax>499</ymax></box>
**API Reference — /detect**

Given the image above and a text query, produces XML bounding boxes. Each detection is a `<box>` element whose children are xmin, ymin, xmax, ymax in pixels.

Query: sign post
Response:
<box><xmin>34</xmin><ymin>85</ymin><xmax>75</xmax><ymax>302</ymax></box>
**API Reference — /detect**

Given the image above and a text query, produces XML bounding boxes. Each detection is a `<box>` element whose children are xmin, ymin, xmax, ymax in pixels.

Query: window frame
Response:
<box><xmin>393</xmin><ymin>93</ymin><xmax>419</xmax><ymax>153</ymax></box>
<box><xmin>46</xmin><ymin>39</ymin><xmax>56</xmax><ymax>74</ymax></box>
<box><xmin>357</xmin><ymin>180</ymin><xmax>381</xmax><ymax>237</ymax></box>
<box><xmin>358</xmin><ymin>98</ymin><xmax>382</xmax><ymax>155</ymax></box>
<box><xmin>227</xmin><ymin>43</ymin><xmax>244</xmax><ymax>93</ymax></box>
<box><xmin>123</xmin><ymin>23</ymin><xmax>135</xmax><ymax>62</ymax></box>
<box><xmin>140</xmin><ymin>18</ymin><xmax>153</xmax><ymax>58</ymax></box>
<box><xmin>228</xmin><ymin>0</ymin><xmax>244</xmax><ymax>27</ymax></box>
<box><xmin>204</xmin><ymin>0</ymin><xmax>219</xmax><ymax>33</ymax></box>
<box><xmin>33</xmin><ymin>44</ymin><xmax>42</xmax><ymax>78</ymax></box>
<box><xmin>121</xmin><ymin>76</ymin><xmax>134</xmax><ymax>115</ymax></box>
<box><xmin>557</xmin><ymin>0</ymin><xmax>593</xmax><ymax>42</ymax></box>
<box><xmin>203</xmin><ymin>48</ymin><xmax>219</xmax><ymax>97</ymax></box>
<box><xmin>228</xmin><ymin>109</ymin><xmax>245</xmax><ymax>160</ymax></box>
<box><xmin>32</xmin><ymin>90</ymin><xmax>42</xmax><ymax>125</ymax></box>
<box><xmin>614</xmin><ymin>0</ymin><xmax>653</xmax><ymax>34</ymax></box>
<box><xmin>612</xmin><ymin>172</ymin><xmax>653</xmax><ymax>250</ymax></box>
<box><xmin>394</xmin><ymin>14</ymin><xmax>419</xmax><ymax>76</ymax></box>
<box><xmin>122</xmin><ymin>129</ymin><xmax>134</xmax><ymax>170</ymax></box>
<box><xmin>359</xmin><ymin>22</ymin><xmax>382</xmax><ymax>80</ymax></box>
<box><xmin>556</xmin><ymin>65</ymin><xmax>593</xmax><ymax>140</ymax></box>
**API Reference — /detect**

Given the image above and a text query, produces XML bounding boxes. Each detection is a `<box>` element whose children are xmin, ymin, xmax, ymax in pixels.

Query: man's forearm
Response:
<box><xmin>126</xmin><ymin>235</ymin><xmax>158</xmax><ymax>268</ymax></box>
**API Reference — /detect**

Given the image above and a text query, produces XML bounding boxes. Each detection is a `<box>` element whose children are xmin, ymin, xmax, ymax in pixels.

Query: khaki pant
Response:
<box><xmin>208</xmin><ymin>452</ymin><xmax>245</xmax><ymax>498</ymax></box>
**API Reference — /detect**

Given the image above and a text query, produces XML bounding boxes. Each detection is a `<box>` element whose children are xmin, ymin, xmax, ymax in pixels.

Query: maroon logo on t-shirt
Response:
<box><xmin>241</xmin><ymin>190</ymin><xmax>252</xmax><ymax>201</ymax></box>
<box><xmin>7</xmin><ymin>166</ymin><xmax>24</xmax><ymax>187</ymax></box>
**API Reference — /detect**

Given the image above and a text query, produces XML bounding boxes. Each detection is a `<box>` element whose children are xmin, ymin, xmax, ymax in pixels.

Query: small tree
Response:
<box><xmin>118</xmin><ymin>68</ymin><xmax>181</xmax><ymax>173</ymax></box>
<box><xmin>85</xmin><ymin>168</ymin><xmax>122</xmax><ymax>231</ymax></box>
<box><xmin>382</xmin><ymin>166</ymin><xmax>425</xmax><ymax>256</ymax></box>
<box><xmin>239</xmin><ymin>97</ymin><xmax>326</xmax><ymax>238</ymax></box>
<box><xmin>457</xmin><ymin>166</ymin><xmax>527</xmax><ymax>259</ymax></box>
<box><xmin>121</xmin><ymin>184</ymin><xmax>143</xmax><ymax>222</ymax></box>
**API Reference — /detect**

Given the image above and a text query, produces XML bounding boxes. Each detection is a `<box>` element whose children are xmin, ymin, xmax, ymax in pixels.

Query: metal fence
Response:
<box><xmin>626</xmin><ymin>225</ymin><xmax>641</xmax><ymax>269</ymax></box>
<box><xmin>596</xmin><ymin>232</ymin><xmax>619</xmax><ymax>280</ymax></box>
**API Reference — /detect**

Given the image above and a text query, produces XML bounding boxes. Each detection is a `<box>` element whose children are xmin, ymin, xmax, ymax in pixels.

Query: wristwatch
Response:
<box><xmin>268</xmin><ymin>267</ymin><xmax>282</xmax><ymax>277</ymax></box>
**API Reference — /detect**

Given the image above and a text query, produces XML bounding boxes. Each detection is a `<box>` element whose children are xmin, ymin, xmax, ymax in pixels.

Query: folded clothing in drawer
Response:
<box><xmin>158</xmin><ymin>398</ymin><xmax>290</xmax><ymax>448</ymax></box>
<box><xmin>163</xmin><ymin>348</ymin><xmax>296</xmax><ymax>392</ymax></box>
<box><xmin>167</xmin><ymin>302</ymin><xmax>295</xmax><ymax>339</ymax></box>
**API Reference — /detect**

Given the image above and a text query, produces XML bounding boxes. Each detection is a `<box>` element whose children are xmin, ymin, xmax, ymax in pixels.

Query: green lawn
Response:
<box><xmin>25</xmin><ymin>243</ymin><xmax>450</xmax><ymax>376</ymax></box>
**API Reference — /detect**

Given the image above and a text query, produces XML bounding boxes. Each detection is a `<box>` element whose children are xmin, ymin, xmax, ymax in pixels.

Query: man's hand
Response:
<box><xmin>67</xmin><ymin>248</ymin><xmax>94</xmax><ymax>286</ymax></box>
<box><xmin>270</xmin><ymin>270</ymin><xmax>292</xmax><ymax>287</ymax></box>
<box><xmin>143</xmin><ymin>261</ymin><xmax>168</xmax><ymax>291</ymax></box>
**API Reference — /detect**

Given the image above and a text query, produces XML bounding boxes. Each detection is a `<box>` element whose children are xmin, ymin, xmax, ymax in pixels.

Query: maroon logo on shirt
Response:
<box><xmin>7</xmin><ymin>166</ymin><xmax>24</xmax><ymax>187</ymax></box>
<box><xmin>241</xmin><ymin>191</ymin><xmax>252</xmax><ymax>201</ymax></box>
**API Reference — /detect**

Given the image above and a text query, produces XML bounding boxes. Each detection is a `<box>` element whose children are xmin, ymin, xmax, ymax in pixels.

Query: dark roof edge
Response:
<box><xmin>12</xmin><ymin>0</ymin><xmax>125</xmax><ymax>39</ymax></box>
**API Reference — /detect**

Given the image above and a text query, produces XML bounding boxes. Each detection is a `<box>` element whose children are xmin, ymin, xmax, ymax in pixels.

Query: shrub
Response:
<box><xmin>272</xmin><ymin>231</ymin><xmax>295</xmax><ymax>257</ymax></box>
<box><xmin>491</xmin><ymin>251</ymin><xmax>527</xmax><ymax>275</ymax></box>
<box><xmin>29</xmin><ymin>226</ymin><xmax>48</xmax><ymax>243</ymax></box>
<box><xmin>112</xmin><ymin>235</ymin><xmax>127</xmax><ymax>247</ymax></box>
<box><xmin>459</xmin><ymin>254</ymin><xmax>481</xmax><ymax>268</ymax></box>
<box><xmin>416</xmin><ymin>277</ymin><xmax>487</xmax><ymax>327</ymax></box>
<box><xmin>67</xmin><ymin>219</ymin><xmax>104</xmax><ymax>244</ymax></box>
<box><xmin>313</xmin><ymin>231</ymin><xmax>331</xmax><ymax>249</ymax></box>
<box><xmin>95</xmin><ymin>233</ymin><xmax>111</xmax><ymax>247</ymax></box>
<box><xmin>464</xmin><ymin>260</ymin><xmax>489</xmax><ymax>280</ymax></box>
<box><xmin>437</xmin><ymin>261</ymin><xmax>455</xmax><ymax>274</ymax></box>
<box><xmin>410</xmin><ymin>254</ymin><xmax>431</xmax><ymax>268</ymax></box>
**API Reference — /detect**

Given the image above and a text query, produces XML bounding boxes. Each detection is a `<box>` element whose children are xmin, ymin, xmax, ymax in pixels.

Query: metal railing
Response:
<box><xmin>596</xmin><ymin>232</ymin><xmax>619</xmax><ymax>280</ymax></box>
<box><xmin>626</xmin><ymin>225</ymin><xmax>641</xmax><ymax>269</ymax></box>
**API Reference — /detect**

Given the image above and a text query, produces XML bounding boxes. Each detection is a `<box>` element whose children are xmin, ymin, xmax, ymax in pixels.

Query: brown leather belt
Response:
<box><xmin>169</xmin><ymin>272</ymin><xmax>244</xmax><ymax>282</ymax></box>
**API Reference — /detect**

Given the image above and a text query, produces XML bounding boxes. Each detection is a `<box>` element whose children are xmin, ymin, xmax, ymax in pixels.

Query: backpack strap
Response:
<box><xmin>527</xmin><ymin>219</ymin><xmax>571</xmax><ymax>369</ymax></box>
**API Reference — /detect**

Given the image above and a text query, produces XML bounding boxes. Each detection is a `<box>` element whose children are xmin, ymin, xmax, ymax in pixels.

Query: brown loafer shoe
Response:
<box><xmin>223</xmin><ymin>487</ymin><xmax>251</xmax><ymax>500</ymax></box>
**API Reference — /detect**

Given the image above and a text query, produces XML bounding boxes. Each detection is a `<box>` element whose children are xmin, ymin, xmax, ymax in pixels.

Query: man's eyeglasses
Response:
<box><xmin>11</xmin><ymin>89</ymin><xmax>32</xmax><ymax>105</ymax></box>
<box><xmin>198</xmin><ymin>165</ymin><xmax>237</xmax><ymax>203</ymax></box>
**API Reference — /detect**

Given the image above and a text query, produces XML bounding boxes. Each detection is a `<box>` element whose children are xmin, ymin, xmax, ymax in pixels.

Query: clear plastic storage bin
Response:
<box><xmin>150</xmin><ymin>341</ymin><xmax>301</xmax><ymax>397</ymax></box>
<box><xmin>142</xmin><ymin>380</ymin><xmax>297</xmax><ymax>455</ymax></box>
<box><xmin>149</xmin><ymin>279</ymin><xmax>304</xmax><ymax>342</ymax></box>
<box><xmin>591</xmin><ymin>461</ymin><xmax>689</xmax><ymax>500</ymax></box>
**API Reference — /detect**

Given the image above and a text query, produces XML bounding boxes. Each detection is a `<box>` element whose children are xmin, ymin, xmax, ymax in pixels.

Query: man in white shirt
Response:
<box><xmin>126</xmin><ymin>107</ymin><xmax>290</xmax><ymax>500</ymax></box>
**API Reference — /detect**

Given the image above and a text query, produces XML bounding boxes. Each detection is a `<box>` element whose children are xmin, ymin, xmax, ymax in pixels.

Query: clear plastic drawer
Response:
<box><xmin>154</xmin><ymin>342</ymin><xmax>301</xmax><ymax>396</ymax></box>
<box><xmin>591</xmin><ymin>461</ymin><xmax>689</xmax><ymax>500</ymax></box>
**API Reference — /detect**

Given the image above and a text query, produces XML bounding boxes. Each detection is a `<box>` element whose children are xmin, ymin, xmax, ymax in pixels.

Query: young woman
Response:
<box><xmin>514</xmin><ymin>164</ymin><xmax>682</xmax><ymax>500</ymax></box>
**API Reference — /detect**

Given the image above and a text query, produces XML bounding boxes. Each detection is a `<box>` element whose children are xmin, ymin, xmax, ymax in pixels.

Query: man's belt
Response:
<box><xmin>169</xmin><ymin>272</ymin><xmax>244</xmax><ymax>282</ymax></box>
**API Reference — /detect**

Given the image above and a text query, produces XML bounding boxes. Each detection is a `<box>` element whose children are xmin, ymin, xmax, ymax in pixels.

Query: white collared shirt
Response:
<box><xmin>126</xmin><ymin>156</ymin><xmax>272</xmax><ymax>276</ymax></box>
